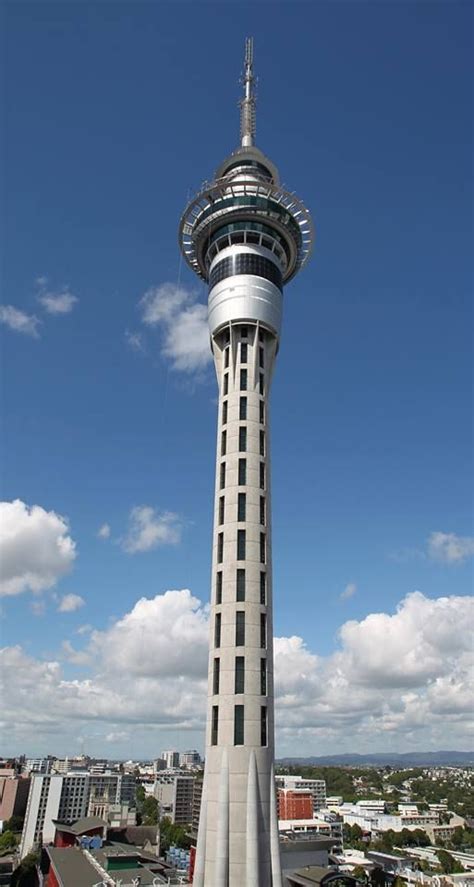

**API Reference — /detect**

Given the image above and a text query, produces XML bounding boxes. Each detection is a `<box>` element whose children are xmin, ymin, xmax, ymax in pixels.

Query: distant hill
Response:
<box><xmin>277</xmin><ymin>751</ymin><xmax>474</xmax><ymax>767</ymax></box>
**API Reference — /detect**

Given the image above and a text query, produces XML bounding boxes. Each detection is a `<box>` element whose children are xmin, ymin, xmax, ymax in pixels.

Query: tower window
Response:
<box><xmin>237</xmin><ymin>529</ymin><xmax>246</xmax><ymax>560</ymax></box>
<box><xmin>211</xmin><ymin>706</ymin><xmax>219</xmax><ymax>745</ymax></box>
<box><xmin>239</xmin><ymin>427</ymin><xmax>247</xmax><ymax>452</ymax></box>
<box><xmin>260</xmin><ymin>658</ymin><xmax>267</xmax><ymax>696</ymax></box>
<box><xmin>260</xmin><ymin>496</ymin><xmax>265</xmax><ymax>526</ymax></box>
<box><xmin>238</xmin><ymin>492</ymin><xmax>246</xmax><ymax>522</ymax></box>
<box><xmin>238</xmin><ymin>458</ymin><xmax>247</xmax><ymax>485</ymax></box>
<box><xmin>259</xmin><ymin>400</ymin><xmax>264</xmax><ymax>424</ymax></box>
<box><xmin>259</xmin><ymin>347</ymin><xmax>264</xmax><ymax>369</ymax></box>
<box><xmin>224</xmin><ymin>374</ymin><xmax>229</xmax><ymax>396</ymax></box>
<box><xmin>224</xmin><ymin>347</ymin><xmax>230</xmax><ymax>369</ymax></box>
<box><xmin>240</xmin><ymin>369</ymin><xmax>247</xmax><ymax>391</ymax></box>
<box><xmin>217</xmin><ymin>532</ymin><xmax>224</xmax><ymax>563</ymax></box>
<box><xmin>240</xmin><ymin>397</ymin><xmax>247</xmax><ymax>420</ymax></box>
<box><xmin>224</xmin><ymin>328</ymin><xmax>230</xmax><ymax>344</ymax></box>
<box><xmin>220</xmin><ymin>462</ymin><xmax>226</xmax><ymax>489</ymax></box>
<box><xmin>260</xmin><ymin>613</ymin><xmax>266</xmax><ymax>649</ymax></box>
<box><xmin>241</xmin><ymin>343</ymin><xmax>248</xmax><ymax>364</ymax></box>
<box><xmin>235</xmin><ymin>656</ymin><xmax>245</xmax><ymax>694</ymax></box>
<box><xmin>234</xmin><ymin>705</ymin><xmax>244</xmax><ymax>746</ymax></box>
<box><xmin>222</xmin><ymin>400</ymin><xmax>228</xmax><ymax>424</ymax></box>
<box><xmin>221</xmin><ymin>430</ymin><xmax>227</xmax><ymax>456</ymax></box>
<box><xmin>219</xmin><ymin>496</ymin><xmax>225</xmax><ymax>525</ymax></box>
<box><xmin>261</xmin><ymin>706</ymin><xmax>267</xmax><ymax>747</ymax></box>
<box><xmin>260</xmin><ymin>572</ymin><xmax>266</xmax><ymax>605</ymax></box>
<box><xmin>236</xmin><ymin>611</ymin><xmax>245</xmax><ymax>646</ymax></box>
<box><xmin>215</xmin><ymin>613</ymin><xmax>222</xmax><ymax>649</ymax></box>
<box><xmin>259</xmin><ymin>462</ymin><xmax>265</xmax><ymax>490</ymax></box>
<box><xmin>260</xmin><ymin>430</ymin><xmax>265</xmax><ymax>456</ymax></box>
<box><xmin>259</xmin><ymin>373</ymin><xmax>264</xmax><ymax>395</ymax></box>
<box><xmin>260</xmin><ymin>533</ymin><xmax>266</xmax><ymax>564</ymax></box>
<box><xmin>241</xmin><ymin>326</ymin><xmax>248</xmax><ymax>339</ymax></box>
<box><xmin>216</xmin><ymin>572</ymin><xmax>223</xmax><ymax>605</ymax></box>
<box><xmin>236</xmin><ymin>568</ymin><xmax>245</xmax><ymax>602</ymax></box>
<box><xmin>213</xmin><ymin>658</ymin><xmax>220</xmax><ymax>695</ymax></box>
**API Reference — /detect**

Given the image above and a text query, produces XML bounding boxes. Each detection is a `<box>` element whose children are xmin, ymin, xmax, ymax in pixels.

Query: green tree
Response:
<box><xmin>2</xmin><ymin>815</ymin><xmax>24</xmax><ymax>833</ymax></box>
<box><xmin>0</xmin><ymin>830</ymin><xmax>18</xmax><ymax>853</ymax></box>
<box><xmin>437</xmin><ymin>850</ymin><xmax>464</xmax><ymax>874</ymax></box>
<box><xmin>10</xmin><ymin>849</ymin><xmax>40</xmax><ymax>887</ymax></box>
<box><xmin>142</xmin><ymin>795</ymin><xmax>159</xmax><ymax>825</ymax></box>
<box><xmin>352</xmin><ymin>865</ymin><xmax>368</xmax><ymax>881</ymax></box>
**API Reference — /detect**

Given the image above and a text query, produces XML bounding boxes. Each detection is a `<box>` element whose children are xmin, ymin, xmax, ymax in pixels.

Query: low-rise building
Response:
<box><xmin>279</xmin><ymin>789</ymin><xmax>314</xmax><ymax>821</ymax></box>
<box><xmin>276</xmin><ymin>776</ymin><xmax>326</xmax><ymax>813</ymax></box>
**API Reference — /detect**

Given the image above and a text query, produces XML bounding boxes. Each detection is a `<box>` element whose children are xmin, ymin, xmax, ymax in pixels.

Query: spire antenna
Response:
<box><xmin>240</xmin><ymin>36</ymin><xmax>256</xmax><ymax>147</ymax></box>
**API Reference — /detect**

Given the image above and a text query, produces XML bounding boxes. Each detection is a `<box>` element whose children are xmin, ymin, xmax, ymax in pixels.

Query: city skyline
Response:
<box><xmin>1</xmin><ymin>2</ymin><xmax>472</xmax><ymax>759</ymax></box>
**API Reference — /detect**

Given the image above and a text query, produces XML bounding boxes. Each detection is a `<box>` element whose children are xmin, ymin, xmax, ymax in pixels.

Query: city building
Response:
<box><xmin>25</xmin><ymin>757</ymin><xmax>52</xmax><ymax>774</ymax></box>
<box><xmin>276</xmin><ymin>776</ymin><xmax>327</xmax><ymax>814</ymax></box>
<box><xmin>0</xmin><ymin>775</ymin><xmax>31</xmax><ymax>822</ymax></box>
<box><xmin>161</xmin><ymin>750</ymin><xmax>180</xmax><ymax>769</ymax></box>
<box><xmin>154</xmin><ymin>773</ymin><xmax>195</xmax><ymax>824</ymax></box>
<box><xmin>279</xmin><ymin>789</ymin><xmax>314</xmax><ymax>821</ymax></box>
<box><xmin>179</xmin><ymin>37</ymin><xmax>313</xmax><ymax>887</ymax></box>
<box><xmin>180</xmin><ymin>750</ymin><xmax>202</xmax><ymax>769</ymax></box>
<box><xmin>19</xmin><ymin>770</ymin><xmax>136</xmax><ymax>857</ymax></box>
<box><xmin>279</xmin><ymin>818</ymin><xmax>343</xmax><ymax>854</ymax></box>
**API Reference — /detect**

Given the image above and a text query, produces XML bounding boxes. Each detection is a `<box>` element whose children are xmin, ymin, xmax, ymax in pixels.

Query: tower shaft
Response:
<box><xmin>179</xmin><ymin>38</ymin><xmax>313</xmax><ymax>887</ymax></box>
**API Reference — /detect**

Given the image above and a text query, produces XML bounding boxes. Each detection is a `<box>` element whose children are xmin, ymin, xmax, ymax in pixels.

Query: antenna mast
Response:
<box><xmin>240</xmin><ymin>37</ymin><xmax>256</xmax><ymax>147</ymax></box>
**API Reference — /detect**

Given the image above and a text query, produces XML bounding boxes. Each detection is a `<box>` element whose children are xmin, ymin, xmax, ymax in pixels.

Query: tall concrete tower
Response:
<box><xmin>179</xmin><ymin>39</ymin><xmax>313</xmax><ymax>887</ymax></box>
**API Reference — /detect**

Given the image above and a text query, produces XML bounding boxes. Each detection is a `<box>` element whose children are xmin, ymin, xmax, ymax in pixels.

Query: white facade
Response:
<box><xmin>20</xmin><ymin>771</ymin><xmax>136</xmax><ymax>857</ymax></box>
<box><xmin>275</xmin><ymin>776</ymin><xmax>327</xmax><ymax>813</ymax></box>
<box><xmin>161</xmin><ymin>750</ymin><xmax>180</xmax><ymax>769</ymax></box>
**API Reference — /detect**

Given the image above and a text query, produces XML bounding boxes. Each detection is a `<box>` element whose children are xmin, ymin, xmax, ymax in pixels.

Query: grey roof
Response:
<box><xmin>46</xmin><ymin>847</ymin><xmax>101</xmax><ymax>887</ymax></box>
<box><xmin>52</xmin><ymin>815</ymin><xmax>107</xmax><ymax>835</ymax></box>
<box><xmin>288</xmin><ymin>867</ymin><xmax>358</xmax><ymax>886</ymax></box>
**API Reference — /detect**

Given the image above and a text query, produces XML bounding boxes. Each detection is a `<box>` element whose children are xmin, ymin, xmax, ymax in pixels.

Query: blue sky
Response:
<box><xmin>1</xmin><ymin>1</ymin><xmax>472</xmax><ymax>758</ymax></box>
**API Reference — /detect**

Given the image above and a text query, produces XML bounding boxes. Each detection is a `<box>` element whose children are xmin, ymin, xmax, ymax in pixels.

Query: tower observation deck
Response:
<box><xmin>179</xmin><ymin>38</ymin><xmax>313</xmax><ymax>887</ymax></box>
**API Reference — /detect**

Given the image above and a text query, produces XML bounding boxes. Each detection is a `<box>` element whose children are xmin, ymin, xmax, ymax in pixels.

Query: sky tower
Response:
<box><xmin>179</xmin><ymin>38</ymin><xmax>313</xmax><ymax>887</ymax></box>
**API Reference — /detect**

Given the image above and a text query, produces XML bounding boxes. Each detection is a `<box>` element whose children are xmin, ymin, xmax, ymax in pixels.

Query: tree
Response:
<box><xmin>0</xmin><ymin>830</ymin><xmax>18</xmax><ymax>853</ymax></box>
<box><xmin>437</xmin><ymin>850</ymin><xmax>464</xmax><ymax>874</ymax></box>
<box><xmin>2</xmin><ymin>815</ymin><xmax>24</xmax><ymax>833</ymax></box>
<box><xmin>10</xmin><ymin>849</ymin><xmax>40</xmax><ymax>887</ymax></box>
<box><xmin>352</xmin><ymin>865</ymin><xmax>368</xmax><ymax>881</ymax></box>
<box><xmin>142</xmin><ymin>795</ymin><xmax>159</xmax><ymax>825</ymax></box>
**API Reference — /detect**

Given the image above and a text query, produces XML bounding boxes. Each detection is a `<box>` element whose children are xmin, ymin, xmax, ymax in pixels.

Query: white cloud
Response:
<box><xmin>1</xmin><ymin>590</ymin><xmax>472</xmax><ymax>755</ymax></box>
<box><xmin>0</xmin><ymin>306</ymin><xmax>41</xmax><ymax>338</ymax></box>
<box><xmin>125</xmin><ymin>329</ymin><xmax>145</xmax><ymax>352</ymax></box>
<box><xmin>428</xmin><ymin>531</ymin><xmax>474</xmax><ymax>565</ymax></box>
<box><xmin>122</xmin><ymin>505</ymin><xmax>182</xmax><ymax>553</ymax></box>
<box><xmin>139</xmin><ymin>283</ymin><xmax>211</xmax><ymax>373</ymax></box>
<box><xmin>57</xmin><ymin>593</ymin><xmax>85</xmax><ymax>613</ymax></box>
<box><xmin>340</xmin><ymin>582</ymin><xmax>357</xmax><ymax>601</ymax></box>
<box><xmin>36</xmin><ymin>277</ymin><xmax>78</xmax><ymax>315</ymax></box>
<box><xmin>106</xmin><ymin>731</ymin><xmax>130</xmax><ymax>743</ymax></box>
<box><xmin>0</xmin><ymin>500</ymin><xmax>76</xmax><ymax>597</ymax></box>
<box><xmin>76</xmin><ymin>624</ymin><xmax>93</xmax><ymax>635</ymax></box>
<box><xmin>97</xmin><ymin>523</ymin><xmax>111</xmax><ymax>540</ymax></box>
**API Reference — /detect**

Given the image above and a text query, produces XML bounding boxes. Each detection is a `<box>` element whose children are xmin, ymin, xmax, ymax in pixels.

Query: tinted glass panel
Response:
<box><xmin>259</xmin><ymin>462</ymin><xmax>265</xmax><ymax>490</ymax></box>
<box><xmin>260</xmin><ymin>430</ymin><xmax>265</xmax><ymax>456</ymax></box>
<box><xmin>260</xmin><ymin>496</ymin><xmax>265</xmax><ymax>525</ymax></box>
<box><xmin>260</xmin><ymin>613</ymin><xmax>266</xmax><ymax>649</ymax></box>
<box><xmin>236</xmin><ymin>611</ymin><xmax>245</xmax><ymax>646</ymax></box>
<box><xmin>215</xmin><ymin>613</ymin><xmax>222</xmax><ymax>648</ymax></box>
<box><xmin>219</xmin><ymin>497</ymin><xmax>225</xmax><ymax>524</ymax></box>
<box><xmin>221</xmin><ymin>430</ymin><xmax>227</xmax><ymax>456</ymax></box>
<box><xmin>209</xmin><ymin>255</ymin><xmax>283</xmax><ymax>292</ymax></box>
<box><xmin>234</xmin><ymin>705</ymin><xmax>244</xmax><ymax>745</ymax></box>
<box><xmin>236</xmin><ymin>568</ymin><xmax>245</xmax><ymax>602</ymax></box>
<box><xmin>240</xmin><ymin>369</ymin><xmax>247</xmax><ymax>391</ymax></box>
<box><xmin>218</xmin><ymin>533</ymin><xmax>224</xmax><ymax>563</ymax></box>
<box><xmin>216</xmin><ymin>572</ymin><xmax>223</xmax><ymax>605</ymax></box>
<box><xmin>223</xmin><ymin>374</ymin><xmax>229</xmax><ymax>396</ymax></box>
<box><xmin>237</xmin><ymin>529</ymin><xmax>246</xmax><ymax>560</ymax></box>
<box><xmin>212</xmin><ymin>706</ymin><xmax>219</xmax><ymax>745</ymax></box>
<box><xmin>213</xmin><ymin>658</ymin><xmax>220</xmax><ymax>695</ymax></box>
<box><xmin>222</xmin><ymin>401</ymin><xmax>228</xmax><ymax>424</ymax></box>
<box><xmin>235</xmin><ymin>656</ymin><xmax>245</xmax><ymax>694</ymax></box>
<box><xmin>239</xmin><ymin>427</ymin><xmax>247</xmax><ymax>452</ymax></box>
<box><xmin>240</xmin><ymin>397</ymin><xmax>247</xmax><ymax>420</ymax></box>
<box><xmin>261</xmin><ymin>706</ymin><xmax>267</xmax><ymax>746</ymax></box>
<box><xmin>238</xmin><ymin>493</ymin><xmax>246</xmax><ymax>522</ymax></box>
<box><xmin>220</xmin><ymin>462</ymin><xmax>226</xmax><ymax>489</ymax></box>
<box><xmin>224</xmin><ymin>348</ymin><xmax>229</xmax><ymax>368</ymax></box>
<box><xmin>259</xmin><ymin>400</ymin><xmax>264</xmax><ymax>424</ymax></box>
<box><xmin>260</xmin><ymin>659</ymin><xmax>267</xmax><ymax>696</ymax></box>
<box><xmin>241</xmin><ymin>343</ymin><xmax>248</xmax><ymax>363</ymax></box>
<box><xmin>260</xmin><ymin>533</ymin><xmax>266</xmax><ymax>564</ymax></box>
<box><xmin>260</xmin><ymin>572</ymin><xmax>266</xmax><ymax>605</ymax></box>
<box><xmin>239</xmin><ymin>459</ymin><xmax>247</xmax><ymax>485</ymax></box>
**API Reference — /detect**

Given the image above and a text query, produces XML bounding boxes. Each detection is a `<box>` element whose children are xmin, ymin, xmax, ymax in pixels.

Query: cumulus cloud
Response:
<box><xmin>0</xmin><ymin>306</ymin><xmax>41</xmax><ymax>338</ymax></box>
<box><xmin>122</xmin><ymin>505</ymin><xmax>182</xmax><ymax>553</ymax></box>
<box><xmin>340</xmin><ymin>582</ymin><xmax>357</xmax><ymax>601</ymax></box>
<box><xmin>428</xmin><ymin>531</ymin><xmax>474</xmax><ymax>565</ymax></box>
<box><xmin>125</xmin><ymin>329</ymin><xmax>145</xmax><ymax>352</ymax></box>
<box><xmin>0</xmin><ymin>500</ymin><xmax>76</xmax><ymax>596</ymax></box>
<box><xmin>1</xmin><ymin>590</ymin><xmax>472</xmax><ymax>754</ymax></box>
<box><xmin>139</xmin><ymin>283</ymin><xmax>210</xmax><ymax>373</ymax></box>
<box><xmin>57</xmin><ymin>593</ymin><xmax>85</xmax><ymax>613</ymax></box>
<box><xmin>97</xmin><ymin>523</ymin><xmax>111</xmax><ymax>540</ymax></box>
<box><xmin>36</xmin><ymin>277</ymin><xmax>78</xmax><ymax>315</ymax></box>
